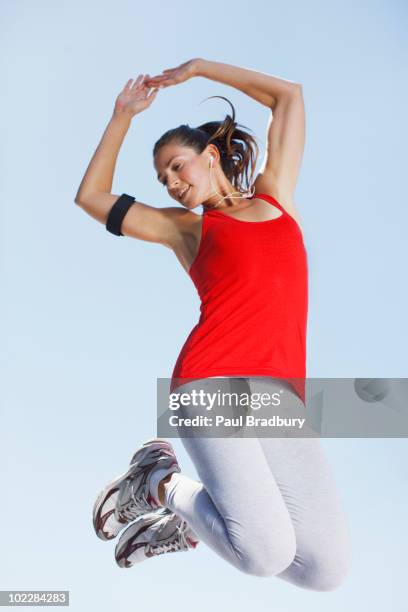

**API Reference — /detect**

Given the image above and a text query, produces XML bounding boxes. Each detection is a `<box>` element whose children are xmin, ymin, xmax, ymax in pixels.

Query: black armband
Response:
<box><xmin>106</xmin><ymin>193</ymin><xmax>136</xmax><ymax>236</ymax></box>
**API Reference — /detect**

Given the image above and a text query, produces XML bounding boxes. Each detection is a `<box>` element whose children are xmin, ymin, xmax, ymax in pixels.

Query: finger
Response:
<box><xmin>123</xmin><ymin>78</ymin><xmax>133</xmax><ymax>91</ymax></box>
<box><xmin>144</xmin><ymin>89</ymin><xmax>159</xmax><ymax>107</ymax></box>
<box><xmin>142</xmin><ymin>81</ymin><xmax>155</xmax><ymax>95</ymax></box>
<box><xmin>142</xmin><ymin>80</ymin><xmax>155</xmax><ymax>93</ymax></box>
<box><xmin>146</xmin><ymin>81</ymin><xmax>166</xmax><ymax>89</ymax></box>
<box><xmin>142</xmin><ymin>74</ymin><xmax>154</xmax><ymax>89</ymax></box>
<box><xmin>146</xmin><ymin>75</ymin><xmax>170</xmax><ymax>84</ymax></box>
<box><xmin>153</xmin><ymin>78</ymin><xmax>173</xmax><ymax>88</ymax></box>
<box><xmin>130</xmin><ymin>74</ymin><xmax>145</xmax><ymax>89</ymax></box>
<box><xmin>148</xmin><ymin>72</ymin><xmax>169</xmax><ymax>79</ymax></box>
<box><xmin>145</xmin><ymin>73</ymin><xmax>163</xmax><ymax>80</ymax></box>
<box><xmin>148</xmin><ymin>87</ymin><xmax>160</xmax><ymax>98</ymax></box>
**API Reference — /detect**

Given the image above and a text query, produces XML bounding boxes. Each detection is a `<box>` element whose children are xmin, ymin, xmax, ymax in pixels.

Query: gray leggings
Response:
<box><xmin>164</xmin><ymin>377</ymin><xmax>352</xmax><ymax>590</ymax></box>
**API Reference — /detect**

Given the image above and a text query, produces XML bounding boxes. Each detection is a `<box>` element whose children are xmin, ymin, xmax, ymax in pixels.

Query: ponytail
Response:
<box><xmin>153</xmin><ymin>96</ymin><xmax>259</xmax><ymax>194</ymax></box>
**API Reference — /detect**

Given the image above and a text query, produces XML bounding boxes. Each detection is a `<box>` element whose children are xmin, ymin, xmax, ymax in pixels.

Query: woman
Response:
<box><xmin>76</xmin><ymin>58</ymin><xmax>352</xmax><ymax>589</ymax></box>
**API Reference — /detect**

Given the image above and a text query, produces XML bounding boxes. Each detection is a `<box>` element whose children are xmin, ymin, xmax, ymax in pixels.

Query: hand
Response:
<box><xmin>144</xmin><ymin>58</ymin><xmax>202</xmax><ymax>90</ymax></box>
<box><xmin>113</xmin><ymin>74</ymin><xmax>160</xmax><ymax>118</ymax></box>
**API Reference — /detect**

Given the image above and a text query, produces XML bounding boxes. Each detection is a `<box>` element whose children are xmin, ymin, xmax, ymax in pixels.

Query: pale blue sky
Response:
<box><xmin>1</xmin><ymin>0</ymin><xmax>407</xmax><ymax>610</ymax></box>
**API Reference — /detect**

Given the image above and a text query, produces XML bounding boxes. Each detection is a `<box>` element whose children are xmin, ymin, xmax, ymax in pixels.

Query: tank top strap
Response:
<box><xmin>249</xmin><ymin>192</ymin><xmax>287</xmax><ymax>215</ymax></box>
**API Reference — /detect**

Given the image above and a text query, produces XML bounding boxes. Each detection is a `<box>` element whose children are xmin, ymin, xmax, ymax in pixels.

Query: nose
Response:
<box><xmin>169</xmin><ymin>180</ymin><xmax>181</xmax><ymax>196</ymax></box>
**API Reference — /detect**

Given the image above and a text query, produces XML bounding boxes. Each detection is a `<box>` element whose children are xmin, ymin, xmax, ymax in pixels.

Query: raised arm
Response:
<box><xmin>74</xmin><ymin>75</ymin><xmax>180</xmax><ymax>247</ymax></box>
<box><xmin>194</xmin><ymin>58</ymin><xmax>299</xmax><ymax>109</ymax></box>
<box><xmin>195</xmin><ymin>60</ymin><xmax>304</xmax><ymax>206</ymax></box>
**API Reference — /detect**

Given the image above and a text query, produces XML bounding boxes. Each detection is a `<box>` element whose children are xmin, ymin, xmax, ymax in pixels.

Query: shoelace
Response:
<box><xmin>116</xmin><ymin>483</ymin><xmax>151</xmax><ymax>521</ymax></box>
<box><xmin>147</xmin><ymin>520</ymin><xmax>190</xmax><ymax>555</ymax></box>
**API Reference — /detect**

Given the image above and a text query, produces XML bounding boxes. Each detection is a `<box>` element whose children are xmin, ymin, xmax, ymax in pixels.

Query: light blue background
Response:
<box><xmin>2</xmin><ymin>0</ymin><xmax>407</xmax><ymax>610</ymax></box>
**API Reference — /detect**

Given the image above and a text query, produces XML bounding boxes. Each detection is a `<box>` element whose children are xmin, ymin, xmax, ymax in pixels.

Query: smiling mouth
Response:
<box><xmin>179</xmin><ymin>187</ymin><xmax>190</xmax><ymax>201</ymax></box>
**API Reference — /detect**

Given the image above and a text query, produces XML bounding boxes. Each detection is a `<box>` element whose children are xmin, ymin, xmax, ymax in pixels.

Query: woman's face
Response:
<box><xmin>154</xmin><ymin>142</ymin><xmax>214</xmax><ymax>210</ymax></box>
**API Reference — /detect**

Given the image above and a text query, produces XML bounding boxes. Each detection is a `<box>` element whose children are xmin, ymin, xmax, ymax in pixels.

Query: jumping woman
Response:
<box><xmin>75</xmin><ymin>58</ymin><xmax>352</xmax><ymax>589</ymax></box>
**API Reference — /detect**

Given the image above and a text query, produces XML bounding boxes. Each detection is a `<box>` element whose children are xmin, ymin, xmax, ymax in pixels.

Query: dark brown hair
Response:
<box><xmin>153</xmin><ymin>96</ymin><xmax>259</xmax><ymax>194</ymax></box>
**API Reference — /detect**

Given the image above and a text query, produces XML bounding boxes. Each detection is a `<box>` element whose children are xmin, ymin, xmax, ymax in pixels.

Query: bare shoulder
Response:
<box><xmin>253</xmin><ymin>173</ymin><xmax>304</xmax><ymax>236</ymax></box>
<box><xmin>274</xmin><ymin>193</ymin><xmax>303</xmax><ymax>228</ymax></box>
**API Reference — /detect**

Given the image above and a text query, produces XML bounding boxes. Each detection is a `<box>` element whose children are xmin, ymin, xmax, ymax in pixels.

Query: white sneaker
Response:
<box><xmin>115</xmin><ymin>507</ymin><xmax>199</xmax><ymax>568</ymax></box>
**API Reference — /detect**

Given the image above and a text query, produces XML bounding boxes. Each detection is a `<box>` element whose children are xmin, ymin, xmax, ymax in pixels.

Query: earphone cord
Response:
<box><xmin>208</xmin><ymin>159</ymin><xmax>255</xmax><ymax>208</ymax></box>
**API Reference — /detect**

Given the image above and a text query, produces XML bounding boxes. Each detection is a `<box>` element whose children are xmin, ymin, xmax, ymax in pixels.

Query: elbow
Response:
<box><xmin>74</xmin><ymin>188</ymin><xmax>92</xmax><ymax>207</ymax></box>
<box><xmin>74</xmin><ymin>193</ymin><xmax>83</xmax><ymax>206</ymax></box>
<box><xmin>74</xmin><ymin>195</ymin><xmax>88</xmax><ymax>208</ymax></box>
<box><xmin>287</xmin><ymin>83</ymin><xmax>303</xmax><ymax>100</ymax></box>
<box><xmin>74</xmin><ymin>190</ymin><xmax>103</xmax><ymax>208</ymax></box>
<box><xmin>285</xmin><ymin>82</ymin><xmax>302</xmax><ymax>94</ymax></box>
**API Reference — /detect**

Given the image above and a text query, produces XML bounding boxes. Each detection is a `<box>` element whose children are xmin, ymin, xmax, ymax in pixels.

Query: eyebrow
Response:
<box><xmin>157</xmin><ymin>155</ymin><xmax>180</xmax><ymax>183</ymax></box>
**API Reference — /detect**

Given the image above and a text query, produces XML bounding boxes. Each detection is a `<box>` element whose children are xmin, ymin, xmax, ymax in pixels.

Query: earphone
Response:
<box><xmin>207</xmin><ymin>153</ymin><xmax>255</xmax><ymax>206</ymax></box>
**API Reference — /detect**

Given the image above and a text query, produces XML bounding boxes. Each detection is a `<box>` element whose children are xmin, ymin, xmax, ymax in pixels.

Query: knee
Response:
<box><xmin>295</xmin><ymin>550</ymin><xmax>352</xmax><ymax>591</ymax></box>
<box><xmin>236</xmin><ymin>537</ymin><xmax>297</xmax><ymax>578</ymax></box>
<box><xmin>304</xmin><ymin>563</ymin><xmax>351</xmax><ymax>592</ymax></box>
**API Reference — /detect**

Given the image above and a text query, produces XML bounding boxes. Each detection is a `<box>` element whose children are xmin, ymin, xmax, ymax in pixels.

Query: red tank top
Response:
<box><xmin>170</xmin><ymin>193</ymin><xmax>308</xmax><ymax>404</ymax></box>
